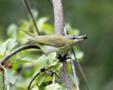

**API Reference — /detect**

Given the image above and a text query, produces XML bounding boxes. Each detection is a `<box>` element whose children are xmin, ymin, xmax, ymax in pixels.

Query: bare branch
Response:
<box><xmin>71</xmin><ymin>61</ymin><xmax>80</xmax><ymax>90</ymax></box>
<box><xmin>60</xmin><ymin>61</ymin><xmax>73</xmax><ymax>90</ymax></box>
<box><xmin>23</xmin><ymin>0</ymin><xmax>40</xmax><ymax>35</ymax></box>
<box><xmin>0</xmin><ymin>44</ymin><xmax>40</xmax><ymax>64</ymax></box>
<box><xmin>51</xmin><ymin>0</ymin><xmax>73</xmax><ymax>89</ymax></box>
<box><xmin>51</xmin><ymin>0</ymin><xmax>64</xmax><ymax>35</ymax></box>
<box><xmin>72</xmin><ymin>48</ymin><xmax>90</xmax><ymax>90</ymax></box>
<box><xmin>0</xmin><ymin>64</ymin><xmax>10</xmax><ymax>90</ymax></box>
<box><xmin>2</xmin><ymin>71</ymin><xmax>5</xmax><ymax>90</ymax></box>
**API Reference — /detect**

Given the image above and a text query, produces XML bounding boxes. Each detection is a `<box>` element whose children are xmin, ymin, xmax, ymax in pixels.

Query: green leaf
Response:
<box><xmin>36</xmin><ymin>73</ymin><xmax>47</xmax><ymax>86</ymax></box>
<box><xmin>38</xmin><ymin>17</ymin><xmax>48</xmax><ymax>30</ymax></box>
<box><xmin>76</xmin><ymin>51</ymin><xmax>84</xmax><ymax>60</ymax></box>
<box><xmin>7</xmin><ymin>24</ymin><xmax>17</xmax><ymax>38</ymax></box>
<box><xmin>41</xmin><ymin>23</ymin><xmax>54</xmax><ymax>34</ymax></box>
<box><xmin>0</xmin><ymin>40</ymin><xmax>7</xmax><ymax>56</ymax></box>
<box><xmin>0</xmin><ymin>38</ymin><xmax>17</xmax><ymax>56</ymax></box>
<box><xmin>33</xmin><ymin>52</ymin><xmax>58</xmax><ymax>68</ymax></box>
<box><xmin>72</xmin><ymin>46</ymin><xmax>84</xmax><ymax>61</ymax></box>
<box><xmin>32</xmin><ymin>86</ymin><xmax>39</xmax><ymax>90</ymax></box>
<box><xmin>65</xmin><ymin>24</ymin><xmax>80</xmax><ymax>35</ymax></box>
<box><xmin>7</xmin><ymin>69</ymin><xmax>16</xmax><ymax>85</ymax></box>
<box><xmin>6</xmin><ymin>38</ymin><xmax>17</xmax><ymax>51</ymax></box>
<box><xmin>30</xmin><ymin>9</ymin><xmax>38</xmax><ymax>19</ymax></box>
<box><xmin>45</xmin><ymin>83</ymin><xmax>63</xmax><ymax>90</ymax></box>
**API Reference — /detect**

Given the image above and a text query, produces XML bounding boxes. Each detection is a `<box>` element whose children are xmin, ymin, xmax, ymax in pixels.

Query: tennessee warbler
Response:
<box><xmin>29</xmin><ymin>35</ymin><xmax>87</xmax><ymax>55</ymax></box>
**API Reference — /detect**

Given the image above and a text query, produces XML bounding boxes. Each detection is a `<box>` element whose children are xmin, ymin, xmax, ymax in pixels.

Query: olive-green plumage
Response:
<box><xmin>32</xmin><ymin>35</ymin><xmax>75</xmax><ymax>47</ymax></box>
<box><xmin>29</xmin><ymin>35</ymin><xmax>85</xmax><ymax>55</ymax></box>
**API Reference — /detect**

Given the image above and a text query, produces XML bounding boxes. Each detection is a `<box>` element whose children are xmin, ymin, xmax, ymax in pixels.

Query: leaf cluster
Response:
<box><xmin>0</xmin><ymin>11</ymin><xmax>84</xmax><ymax>90</ymax></box>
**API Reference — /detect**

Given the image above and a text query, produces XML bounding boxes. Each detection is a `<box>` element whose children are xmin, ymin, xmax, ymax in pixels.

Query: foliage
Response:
<box><xmin>1</xmin><ymin>0</ymin><xmax>113</xmax><ymax>90</ymax></box>
<box><xmin>0</xmin><ymin>11</ymin><xmax>84</xmax><ymax>90</ymax></box>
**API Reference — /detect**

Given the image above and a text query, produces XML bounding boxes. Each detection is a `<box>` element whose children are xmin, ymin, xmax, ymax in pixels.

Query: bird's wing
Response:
<box><xmin>32</xmin><ymin>35</ymin><xmax>69</xmax><ymax>47</ymax></box>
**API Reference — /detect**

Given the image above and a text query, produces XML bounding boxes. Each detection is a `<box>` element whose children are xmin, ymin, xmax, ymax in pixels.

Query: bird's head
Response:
<box><xmin>66</xmin><ymin>34</ymin><xmax>87</xmax><ymax>43</ymax></box>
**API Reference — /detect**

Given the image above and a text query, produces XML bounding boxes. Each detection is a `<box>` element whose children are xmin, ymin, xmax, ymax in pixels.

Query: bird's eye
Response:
<box><xmin>83</xmin><ymin>36</ymin><xmax>87</xmax><ymax>39</ymax></box>
<box><xmin>72</xmin><ymin>37</ymin><xmax>76</xmax><ymax>39</ymax></box>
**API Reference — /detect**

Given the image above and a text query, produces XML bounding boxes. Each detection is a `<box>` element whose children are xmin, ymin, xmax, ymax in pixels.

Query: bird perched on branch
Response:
<box><xmin>28</xmin><ymin>34</ymin><xmax>87</xmax><ymax>55</ymax></box>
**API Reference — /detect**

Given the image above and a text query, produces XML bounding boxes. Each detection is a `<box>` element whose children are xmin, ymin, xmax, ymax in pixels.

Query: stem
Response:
<box><xmin>60</xmin><ymin>61</ymin><xmax>73</xmax><ymax>90</ymax></box>
<box><xmin>28</xmin><ymin>67</ymin><xmax>59</xmax><ymax>90</ymax></box>
<box><xmin>51</xmin><ymin>0</ymin><xmax>73</xmax><ymax>89</ymax></box>
<box><xmin>23</xmin><ymin>0</ymin><xmax>40</xmax><ymax>35</ymax></box>
<box><xmin>28</xmin><ymin>71</ymin><xmax>41</xmax><ymax>90</ymax></box>
<box><xmin>72</xmin><ymin>48</ymin><xmax>90</xmax><ymax>90</ymax></box>
<box><xmin>0</xmin><ymin>64</ymin><xmax>10</xmax><ymax>90</ymax></box>
<box><xmin>2</xmin><ymin>70</ymin><xmax>5</xmax><ymax>90</ymax></box>
<box><xmin>0</xmin><ymin>44</ymin><xmax>40</xmax><ymax>64</ymax></box>
<box><xmin>71</xmin><ymin>61</ymin><xmax>80</xmax><ymax>90</ymax></box>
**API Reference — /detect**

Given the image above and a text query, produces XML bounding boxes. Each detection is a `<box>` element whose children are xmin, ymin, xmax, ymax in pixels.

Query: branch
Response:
<box><xmin>51</xmin><ymin>0</ymin><xmax>64</xmax><ymax>35</ymax></box>
<box><xmin>28</xmin><ymin>67</ymin><xmax>60</xmax><ymax>90</ymax></box>
<box><xmin>72</xmin><ymin>48</ymin><xmax>90</xmax><ymax>90</ymax></box>
<box><xmin>0</xmin><ymin>64</ymin><xmax>10</xmax><ymax>90</ymax></box>
<box><xmin>0</xmin><ymin>44</ymin><xmax>40</xmax><ymax>64</ymax></box>
<box><xmin>2</xmin><ymin>70</ymin><xmax>5</xmax><ymax>90</ymax></box>
<box><xmin>23</xmin><ymin>0</ymin><xmax>40</xmax><ymax>35</ymax></box>
<box><xmin>71</xmin><ymin>61</ymin><xmax>80</xmax><ymax>90</ymax></box>
<box><xmin>51</xmin><ymin>0</ymin><xmax>73</xmax><ymax>89</ymax></box>
<box><xmin>28</xmin><ymin>70</ymin><xmax>41</xmax><ymax>90</ymax></box>
<box><xmin>60</xmin><ymin>61</ymin><xmax>73</xmax><ymax>90</ymax></box>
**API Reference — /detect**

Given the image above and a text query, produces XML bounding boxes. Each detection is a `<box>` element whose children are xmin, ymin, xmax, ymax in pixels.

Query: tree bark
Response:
<box><xmin>51</xmin><ymin>0</ymin><xmax>73</xmax><ymax>90</ymax></box>
<box><xmin>51</xmin><ymin>0</ymin><xmax>64</xmax><ymax>35</ymax></box>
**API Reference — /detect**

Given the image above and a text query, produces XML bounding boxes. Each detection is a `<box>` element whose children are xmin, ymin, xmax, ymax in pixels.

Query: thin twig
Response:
<box><xmin>60</xmin><ymin>61</ymin><xmax>73</xmax><ymax>90</ymax></box>
<box><xmin>2</xmin><ymin>70</ymin><xmax>5</xmax><ymax>90</ymax></box>
<box><xmin>0</xmin><ymin>64</ymin><xmax>10</xmax><ymax>90</ymax></box>
<box><xmin>23</xmin><ymin>0</ymin><xmax>40</xmax><ymax>35</ymax></box>
<box><xmin>0</xmin><ymin>44</ymin><xmax>40</xmax><ymax>64</ymax></box>
<box><xmin>65</xmin><ymin>27</ymin><xmax>80</xmax><ymax>90</ymax></box>
<box><xmin>28</xmin><ymin>67</ymin><xmax>60</xmax><ymax>90</ymax></box>
<box><xmin>48</xmin><ymin>0</ymin><xmax>53</xmax><ymax>7</ymax></box>
<box><xmin>28</xmin><ymin>71</ymin><xmax>40</xmax><ymax>90</ymax></box>
<box><xmin>72</xmin><ymin>48</ymin><xmax>90</xmax><ymax>90</ymax></box>
<box><xmin>71</xmin><ymin>61</ymin><xmax>80</xmax><ymax>90</ymax></box>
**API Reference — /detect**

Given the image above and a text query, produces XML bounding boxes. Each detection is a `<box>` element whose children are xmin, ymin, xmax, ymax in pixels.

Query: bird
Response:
<box><xmin>28</xmin><ymin>34</ymin><xmax>87</xmax><ymax>55</ymax></box>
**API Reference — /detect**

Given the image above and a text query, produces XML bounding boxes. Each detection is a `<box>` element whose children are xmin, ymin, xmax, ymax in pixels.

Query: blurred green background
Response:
<box><xmin>0</xmin><ymin>0</ymin><xmax>113</xmax><ymax>90</ymax></box>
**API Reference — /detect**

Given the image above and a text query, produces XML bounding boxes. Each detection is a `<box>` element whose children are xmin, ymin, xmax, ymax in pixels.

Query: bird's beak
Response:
<box><xmin>74</xmin><ymin>35</ymin><xmax>87</xmax><ymax>42</ymax></box>
<box><xmin>66</xmin><ymin>34</ymin><xmax>87</xmax><ymax>39</ymax></box>
<box><xmin>74</xmin><ymin>35</ymin><xmax>87</xmax><ymax>39</ymax></box>
<box><xmin>65</xmin><ymin>34</ymin><xmax>87</xmax><ymax>42</ymax></box>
